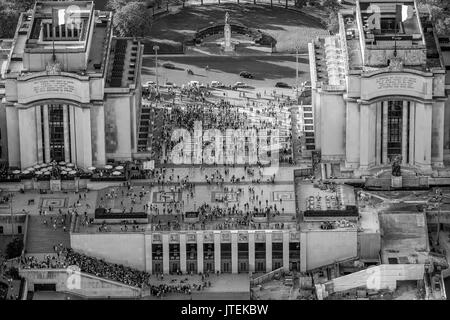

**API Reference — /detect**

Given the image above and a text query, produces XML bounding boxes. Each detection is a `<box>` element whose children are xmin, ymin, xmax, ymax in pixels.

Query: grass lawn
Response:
<box><xmin>141</xmin><ymin>54</ymin><xmax>311</xmax><ymax>88</ymax></box>
<box><xmin>149</xmin><ymin>4</ymin><xmax>327</xmax><ymax>53</ymax></box>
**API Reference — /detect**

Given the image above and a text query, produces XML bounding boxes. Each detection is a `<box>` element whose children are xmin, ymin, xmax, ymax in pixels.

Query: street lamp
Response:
<box><xmin>295</xmin><ymin>44</ymin><xmax>300</xmax><ymax>98</ymax></box>
<box><xmin>435</xmin><ymin>188</ymin><xmax>443</xmax><ymax>246</ymax></box>
<box><xmin>153</xmin><ymin>45</ymin><xmax>160</xmax><ymax>90</ymax></box>
<box><xmin>10</xmin><ymin>193</ymin><xmax>14</xmax><ymax>236</ymax></box>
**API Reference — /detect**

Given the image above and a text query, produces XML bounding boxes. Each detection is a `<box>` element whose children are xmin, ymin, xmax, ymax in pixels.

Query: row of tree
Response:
<box><xmin>0</xmin><ymin>1</ymin><xmax>449</xmax><ymax>45</ymax></box>
<box><xmin>0</xmin><ymin>0</ymin><xmax>34</xmax><ymax>38</ymax></box>
<box><xmin>106</xmin><ymin>0</ymin><xmax>154</xmax><ymax>37</ymax></box>
<box><xmin>418</xmin><ymin>0</ymin><xmax>450</xmax><ymax>35</ymax></box>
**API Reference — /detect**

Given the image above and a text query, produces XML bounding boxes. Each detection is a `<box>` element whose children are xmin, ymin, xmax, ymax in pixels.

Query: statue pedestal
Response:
<box><xmin>391</xmin><ymin>176</ymin><xmax>402</xmax><ymax>188</ymax></box>
<box><xmin>223</xmin><ymin>23</ymin><xmax>234</xmax><ymax>52</ymax></box>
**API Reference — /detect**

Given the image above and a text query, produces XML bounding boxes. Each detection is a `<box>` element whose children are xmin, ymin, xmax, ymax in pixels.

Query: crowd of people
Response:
<box><xmin>146</xmin><ymin>96</ymin><xmax>294</xmax><ymax>166</ymax></box>
<box><xmin>21</xmin><ymin>247</ymin><xmax>214</xmax><ymax>298</ymax></box>
<box><xmin>22</xmin><ymin>247</ymin><xmax>151</xmax><ymax>288</ymax></box>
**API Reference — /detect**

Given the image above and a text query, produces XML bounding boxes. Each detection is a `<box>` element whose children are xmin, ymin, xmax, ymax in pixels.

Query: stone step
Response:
<box><xmin>25</xmin><ymin>215</ymin><xmax>71</xmax><ymax>254</ymax></box>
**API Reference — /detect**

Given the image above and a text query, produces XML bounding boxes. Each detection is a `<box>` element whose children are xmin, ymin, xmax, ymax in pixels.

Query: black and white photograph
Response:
<box><xmin>0</xmin><ymin>0</ymin><xmax>449</xmax><ymax>312</ymax></box>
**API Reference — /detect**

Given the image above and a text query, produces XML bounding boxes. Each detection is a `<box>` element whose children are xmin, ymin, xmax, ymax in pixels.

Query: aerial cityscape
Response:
<box><xmin>0</xmin><ymin>0</ymin><xmax>450</xmax><ymax>305</ymax></box>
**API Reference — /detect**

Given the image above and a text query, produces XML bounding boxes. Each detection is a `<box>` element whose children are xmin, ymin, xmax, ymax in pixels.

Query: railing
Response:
<box><xmin>250</xmin><ymin>266</ymin><xmax>285</xmax><ymax>286</ymax></box>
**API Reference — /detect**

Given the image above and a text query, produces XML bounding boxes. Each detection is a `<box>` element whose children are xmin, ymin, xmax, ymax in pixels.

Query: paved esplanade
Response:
<box><xmin>1</xmin><ymin>166</ymin><xmax>302</xmax><ymax>217</ymax></box>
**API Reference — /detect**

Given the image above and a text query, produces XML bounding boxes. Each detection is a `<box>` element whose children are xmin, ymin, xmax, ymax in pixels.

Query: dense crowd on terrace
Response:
<box><xmin>148</xmin><ymin>98</ymin><xmax>294</xmax><ymax>165</ymax></box>
<box><xmin>20</xmin><ymin>247</ymin><xmax>210</xmax><ymax>296</ymax></box>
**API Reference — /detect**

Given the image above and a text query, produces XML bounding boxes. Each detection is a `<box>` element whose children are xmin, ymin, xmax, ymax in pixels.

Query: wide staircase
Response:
<box><xmin>25</xmin><ymin>215</ymin><xmax>71</xmax><ymax>254</ymax></box>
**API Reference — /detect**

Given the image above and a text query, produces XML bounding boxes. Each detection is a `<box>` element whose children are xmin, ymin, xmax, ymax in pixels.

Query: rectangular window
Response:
<box><xmin>304</xmin><ymin>119</ymin><xmax>313</xmax><ymax>124</ymax></box>
<box><xmin>272</xmin><ymin>243</ymin><xmax>283</xmax><ymax>260</ymax></box>
<box><xmin>387</xmin><ymin>101</ymin><xmax>403</xmax><ymax>161</ymax></box>
<box><xmin>238</xmin><ymin>243</ymin><xmax>248</xmax><ymax>259</ymax></box>
<box><xmin>48</xmin><ymin>104</ymin><xmax>65</xmax><ymax>162</ymax></box>
<box><xmin>221</xmin><ymin>243</ymin><xmax>231</xmax><ymax>259</ymax></box>
<box><xmin>152</xmin><ymin>244</ymin><xmax>163</xmax><ymax>260</ymax></box>
<box><xmin>255</xmin><ymin>243</ymin><xmax>265</xmax><ymax>260</ymax></box>
<box><xmin>303</xmin><ymin>113</ymin><xmax>313</xmax><ymax>118</ymax></box>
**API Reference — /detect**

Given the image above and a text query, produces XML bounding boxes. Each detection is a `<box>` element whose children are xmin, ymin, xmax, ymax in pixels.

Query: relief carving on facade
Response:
<box><xmin>204</xmin><ymin>232</ymin><xmax>213</xmax><ymax>242</ymax></box>
<box><xmin>433</xmin><ymin>75</ymin><xmax>445</xmax><ymax>96</ymax></box>
<box><xmin>187</xmin><ymin>233</ymin><xmax>196</xmax><ymax>242</ymax></box>
<box><xmin>388</xmin><ymin>57</ymin><xmax>404</xmax><ymax>72</ymax></box>
<box><xmin>272</xmin><ymin>232</ymin><xmax>283</xmax><ymax>241</ymax></box>
<box><xmin>255</xmin><ymin>232</ymin><xmax>265</xmax><ymax>242</ymax></box>
<box><xmin>238</xmin><ymin>232</ymin><xmax>248</xmax><ymax>242</ymax></box>
<box><xmin>290</xmin><ymin>232</ymin><xmax>300</xmax><ymax>241</ymax></box>
<box><xmin>221</xmin><ymin>232</ymin><xmax>231</xmax><ymax>242</ymax></box>
<box><xmin>403</xmin><ymin>50</ymin><xmax>425</xmax><ymax>66</ymax></box>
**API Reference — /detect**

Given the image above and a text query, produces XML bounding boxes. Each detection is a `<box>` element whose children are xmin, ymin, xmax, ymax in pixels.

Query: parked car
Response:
<box><xmin>211</xmin><ymin>81</ymin><xmax>224</xmax><ymax>88</ymax></box>
<box><xmin>162</xmin><ymin>62</ymin><xmax>176</xmax><ymax>69</ymax></box>
<box><xmin>143</xmin><ymin>80</ymin><xmax>155</xmax><ymax>88</ymax></box>
<box><xmin>300</xmin><ymin>89</ymin><xmax>312</xmax><ymax>97</ymax></box>
<box><xmin>302</xmin><ymin>80</ymin><xmax>312</xmax><ymax>89</ymax></box>
<box><xmin>275</xmin><ymin>82</ymin><xmax>292</xmax><ymax>88</ymax></box>
<box><xmin>232</xmin><ymin>82</ymin><xmax>247</xmax><ymax>90</ymax></box>
<box><xmin>239</xmin><ymin>71</ymin><xmax>254</xmax><ymax>79</ymax></box>
<box><xmin>165</xmin><ymin>81</ymin><xmax>178</xmax><ymax>88</ymax></box>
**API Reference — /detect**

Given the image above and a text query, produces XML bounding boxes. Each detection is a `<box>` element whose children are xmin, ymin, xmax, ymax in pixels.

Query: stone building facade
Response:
<box><xmin>0</xmin><ymin>1</ymin><xmax>143</xmax><ymax>169</ymax></box>
<box><xmin>309</xmin><ymin>0</ymin><xmax>448</xmax><ymax>177</ymax></box>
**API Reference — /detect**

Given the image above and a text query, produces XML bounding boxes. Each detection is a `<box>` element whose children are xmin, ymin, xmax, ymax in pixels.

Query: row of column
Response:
<box><xmin>379</xmin><ymin>101</ymin><xmax>410</xmax><ymax>165</ymax></box>
<box><xmin>43</xmin><ymin>22</ymin><xmax>81</xmax><ymax>40</ymax></box>
<box><xmin>145</xmin><ymin>231</ymin><xmax>293</xmax><ymax>274</ymax></box>
<box><xmin>15</xmin><ymin>104</ymin><xmax>97</xmax><ymax>169</ymax></box>
<box><xmin>18</xmin><ymin>104</ymin><xmax>72</xmax><ymax>168</ymax></box>
<box><xmin>346</xmin><ymin>100</ymin><xmax>443</xmax><ymax>171</ymax></box>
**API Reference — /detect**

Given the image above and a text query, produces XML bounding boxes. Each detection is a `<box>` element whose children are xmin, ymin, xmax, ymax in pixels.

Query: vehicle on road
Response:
<box><xmin>143</xmin><ymin>80</ymin><xmax>155</xmax><ymax>87</ymax></box>
<box><xmin>232</xmin><ymin>82</ymin><xmax>247</xmax><ymax>90</ymax></box>
<box><xmin>275</xmin><ymin>82</ymin><xmax>292</xmax><ymax>88</ymax></box>
<box><xmin>211</xmin><ymin>81</ymin><xmax>224</xmax><ymax>88</ymax></box>
<box><xmin>165</xmin><ymin>81</ymin><xmax>178</xmax><ymax>88</ymax></box>
<box><xmin>300</xmin><ymin>88</ymin><xmax>312</xmax><ymax>97</ymax></box>
<box><xmin>162</xmin><ymin>62</ymin><xmax>176</xmax><ymax>69</ymax></box>
<box><xmin>302</xmin><ymin>80</ymin><xmax>312</xmax><ymax>89</ymax></box>
<box><xmin>239</xmin><ymin>71</ymin><xmax>254</xmax><ymax>79</ymax></box>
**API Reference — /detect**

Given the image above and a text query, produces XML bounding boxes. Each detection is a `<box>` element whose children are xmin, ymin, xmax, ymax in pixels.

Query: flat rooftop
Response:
<box><xmin>358</xmin><ymin>209</ymin><xmax>380</xmax><ymax>233</ymax></box>
<box><xmin>74</xmin><ymin>184</ymin><xmax>299</xmax><ymax>233</ymax></box>
<box><xmin>5</xmin><ymin>1</ymin><xmax>113</xmax><ymax>75</ymax></box>
<box><xmin>379</xmin><ymin>211</ymin><xmax>429</xmax><ymax>264</ymax></box>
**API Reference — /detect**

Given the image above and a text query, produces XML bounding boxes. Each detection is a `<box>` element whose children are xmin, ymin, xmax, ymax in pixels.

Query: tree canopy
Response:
<box><xmin>6</xmin><ymin>237</ymin><xmax>23</xmax><ymax>259</ymax></box>
<box><xmin>107</xmin><ymin>0</ymin><xmax>153</xmax><ymax>37</ymax></box>
<box><xmin>418</xmin><ymin>0</ymin><xmax>450</xmax><ymax>35</ymax></box>
<box><xmin>0</xmin><ymin>0</ymin><xmax>35</xmax><ymax>38</ymax></box>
